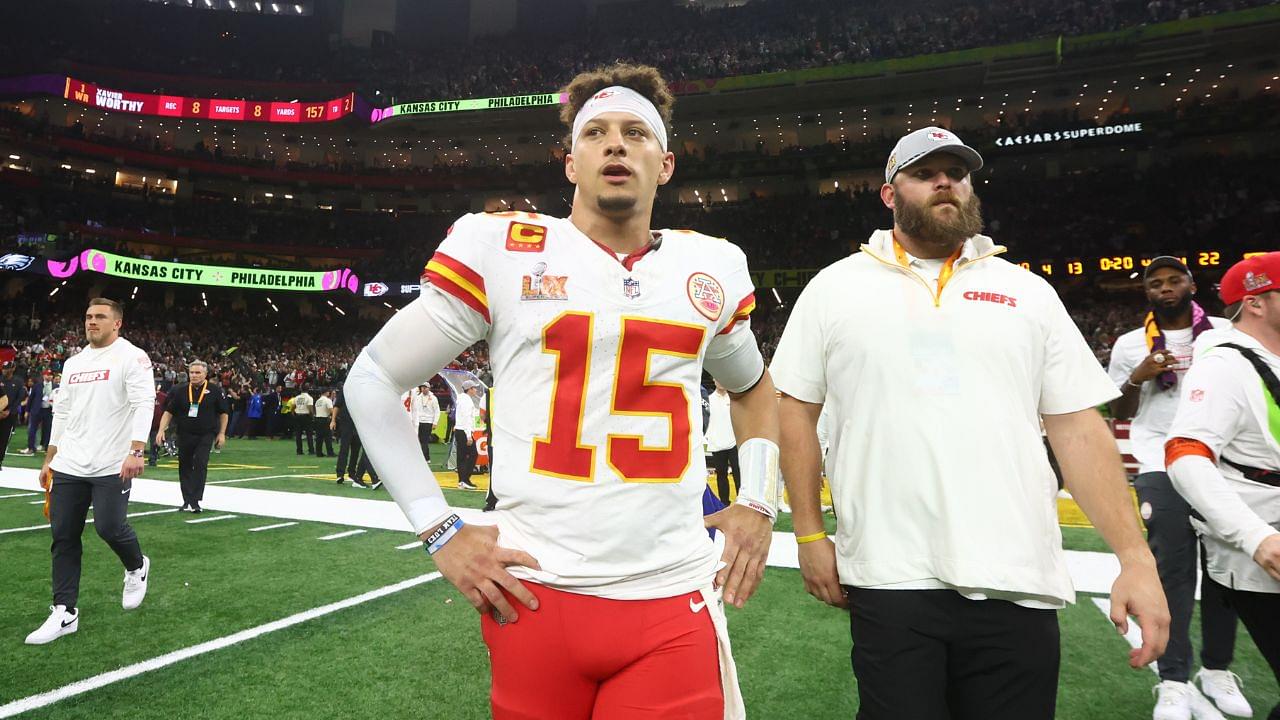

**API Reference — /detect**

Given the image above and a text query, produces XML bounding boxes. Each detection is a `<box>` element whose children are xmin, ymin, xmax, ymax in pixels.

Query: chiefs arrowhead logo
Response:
<box><xmin>687</xmin><ymin>272</ymin><xmax>725</xmax><ymax>321</ymax></box>
<box><xmin>928</xmin><ymin>131</ymin><xmax>951</xmax><ymax>141</ymax></box>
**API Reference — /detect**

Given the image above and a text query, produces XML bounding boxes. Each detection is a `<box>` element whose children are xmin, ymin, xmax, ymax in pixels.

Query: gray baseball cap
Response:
<box><xmin>884</xmin><ymin>127</ymin><xmax>984</xmax><ymax>184</ymax></box>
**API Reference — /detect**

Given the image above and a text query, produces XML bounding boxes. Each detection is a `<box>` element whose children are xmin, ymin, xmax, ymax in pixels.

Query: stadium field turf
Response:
<box><xmin>1</xmin><ymin>434</ymin><xmax>1275</xmax><ymax>718</ymax></box>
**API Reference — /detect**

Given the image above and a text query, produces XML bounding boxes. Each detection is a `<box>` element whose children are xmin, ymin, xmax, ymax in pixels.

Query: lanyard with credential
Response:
<box><xmin>188</xmin><ymin>382</ymin><xmax>208</xmax><ymax>419</ymax></box>
<box><xmin>893</xmin><ymin>236</ymin><xmax>963</xmax><ymax>303</ymax></box>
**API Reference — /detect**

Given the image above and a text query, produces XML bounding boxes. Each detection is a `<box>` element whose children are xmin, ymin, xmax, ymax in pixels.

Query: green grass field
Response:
<box><xmin>1</xmin><ymin>433</ymin><xmax>1275</xmax><ymax>718</ymax></box>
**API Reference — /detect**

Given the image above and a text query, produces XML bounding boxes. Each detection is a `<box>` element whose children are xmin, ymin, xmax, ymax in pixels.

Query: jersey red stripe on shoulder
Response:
<box><xmin>716</xmin><ymin>315</ymin><xmax>750</xmax><ymax>336</ymax></box>
<box><xmin>716</xmin><ymin>293</ymin><xmax>756</xmax><ymax>336</ymax></box>
<box><xmin>430</xmin><ymin>252</ymin><xmax>486</xmax><ymax>292</ymax></box>
<box><xmin>424</xmin><ymin>269</ymin><xmax>491</xmax><ymax>323</ymax></box>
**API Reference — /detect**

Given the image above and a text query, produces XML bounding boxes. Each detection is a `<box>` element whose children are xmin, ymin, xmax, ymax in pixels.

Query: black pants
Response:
<box><xmin>417</xmin><ymin>424</ymin><xmax>433</xmax><ymax>463</ymax></box>
<box><xmin>710</xmin><ymin>447</ymin><xmax>740</xmax><ymax>503</ymax></box>
<box><xmin>148</xmin><ymin>429</ymin><xmax>160</xmax><ymax>466</ymax></box>
<box><xmin>454</xmin><ymin>429</ymin><xmax>476</xmax><ymax>485</ymax></box>
<box><xmin>294</xmin><ymin>414</ymin><xmax>314</xmax><ymax>454</ymax></box>
<box><xmin>846</xmin><ymin>588</ymin><xmax>1059</xmax><ymax>720</ymax></box>
<box><xmin>313</xmin><ymin>417</ymin><xmax>334</xmax><ymax>456</ymax></box>
<box><xmin>27</xmin><ymin>407</ymin><xmax>51</xmax><ymax>451</ymax></box>
<box><xmin>1135</xmin><ymin>471</ymin><xmax>1238</xmax><ymax>681</ymax></box>
<box><xmin>0</xmin><ymin>418</ymin><xmax>15</xmax><ymax>469</ymax></box>
<box><xmin>50</xmin><ymin>471</ymin><xmax>144</xmax><ymax>609</ymax></box>
<box><xmin>354</xmin><ymin>443</ymin><xmax>379</xmax><ymax>483</ymax></box>
<box><xmin>1210</xmin><ymin>576</ymin><xmax>1280</xmax><ymax>720</ymax></box>
<box><xmin>336</xmin><ymin>422</ymin><xmax>359</xmax><ymax>479</ymax></box>
<box><xmin>177</xmin><ymin>432</ymin><xmax>216</xmax><ymax>506</ymax></box>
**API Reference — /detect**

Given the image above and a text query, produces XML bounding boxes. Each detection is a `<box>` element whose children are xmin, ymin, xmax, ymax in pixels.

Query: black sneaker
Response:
<box><xmin>179</xmin><ymin>504</ymin><xmax>192</xmax><ymax>512</ymax></box>
<box><xmin>335</xmin><ymin>477</ymin><xmax>346</xmax><ymax>485</ymax></box>
<box><xmin>190</xmin><ymin>504</ymin><xmax>203</xmax><ymax>513</ymax></box>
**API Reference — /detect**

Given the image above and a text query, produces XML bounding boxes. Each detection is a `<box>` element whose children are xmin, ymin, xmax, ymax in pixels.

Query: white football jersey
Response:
<box><xmin>422</xmin><ymin>212</ymin><xmax>757</xmax><ymax>599</ymax></box>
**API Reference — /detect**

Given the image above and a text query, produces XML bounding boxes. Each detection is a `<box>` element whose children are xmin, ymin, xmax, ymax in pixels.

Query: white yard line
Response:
<box><xmin>185</xmin><ymin>514</ymin><xmax>239</xmax><ymax>524</ymax></box>
<box><xmin>1091</xmin><ymin>597</ymin><xmax>1158</xmax><ymax>674</ymax></box>
<box><xmin>207</xmin><ymin>474</ymin><xmax>325</xmax><ymax>486</ymax></box>
<box><xmin>0</xmin><ymin>572</ymin><xmax>443</xmax><ymax>719</ymax></box>
<box><xmin>0</xmin><ymin>508</ymin><xmax>179</xmax><ymax>535</ymax></box>
<box><xmin>249</xmin><ymin>522</ymin><xmax>299</xmax><ymax>532</ymax></box>
<box><xmin>318</xmin><ymin>529</ymin><xmax>366</xmax><ymax>541</ymax></box>
<box><xmin>27</xmin><ymin>500</ymin><xmax>44</xmax><ymax>505</ymax></box>
<box><xmin>0</xmin><ymin>492</ymin><xmax>39</xmax><ymax>500</ymax></box>
<box><xmin>396</xmin><ymin>541</ymin><xmax>422</xmax><ymax>550</ymax></box>
<box><xmin>0</xmin><ymin>467</ymin><xmax>1125</xmax><ymax>592</ymax></box>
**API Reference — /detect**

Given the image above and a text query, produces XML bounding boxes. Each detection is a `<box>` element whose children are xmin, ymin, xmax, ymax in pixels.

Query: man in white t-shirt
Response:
<box><xmin>25</xmin><ymin>298</ymin><xmax>155</xmax><ymax>645</ymax></box>
<box><xmin>313</xmin><ymin>389</ymin><xmax>335</xmax><ymax>457</ymax></box>
<box><xmin>292</xmin><ymin>387</ymin><xmax>314</xmax><ymax>455</ymax></box>
<box><xmin>414</xmin><ymin>383</ymin><xmax>441</xmax><ymax>463</ymax></box>
<box><xmin>772</xmin><ymin>127</ymin><xmax>1169</xmax><ymax>719</ymax></box>
<box><xmin>1167</xmin><ymin>252</ymin><xmax>1280</xmax><ymax>720</ymax></box>
<box><xmin>706</xmin><ymin>380</ymin><xmax>739</xmax><ymax>502</ymax></box>
<box><xmin>453</xmin><ymin>380</ymin><xmax>482</xmax><ymax>491</ymax></box>
<box><xmin>1107</xmin><ymin>257</ymin><xmax>1246</xmax><ymax>719</ymax></box>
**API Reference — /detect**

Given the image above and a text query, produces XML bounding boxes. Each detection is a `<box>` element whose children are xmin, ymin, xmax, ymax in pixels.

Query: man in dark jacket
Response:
<box><xmin>0</xmin><ymin>362</ymin><xmax>28</xmax><ymax>470</ymax></box>
<box><xmin>155</xmin><ymin>361</ymin><xmax>229</xmax><ymax>512</ymax></box>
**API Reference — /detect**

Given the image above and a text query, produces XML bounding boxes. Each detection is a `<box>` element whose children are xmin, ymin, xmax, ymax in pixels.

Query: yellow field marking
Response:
<box><xmin>429</xmin><ymin>471</ymin><xmax>489</xmax><ymax>492</ymax></box>
<box><xmin>153</xmin><ymin>461</ymin><xmax>270</xmax><ymax>471</ymax></box>
<box><xmin>210</xmin><ymin>463</ymin><xmax>274</xmax><ymax>470</ymax></box>
<box><xmin>1057</xmin><ymin>487</ymin><xmax>1142</xmax><ymax>530</ymax></box>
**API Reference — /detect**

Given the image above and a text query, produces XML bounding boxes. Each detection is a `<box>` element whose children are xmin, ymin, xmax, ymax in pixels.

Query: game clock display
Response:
<box><xmin>1013</xmin><ymin>250</ymin><xmax>1264</xmax><ymax>277</ymax></box>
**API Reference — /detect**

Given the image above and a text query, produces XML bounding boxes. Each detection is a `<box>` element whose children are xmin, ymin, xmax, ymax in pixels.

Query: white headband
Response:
<box><xmin>570</xmin><ymin>86</ymin><xmax>668</xmax><ymax>153</ymax></box>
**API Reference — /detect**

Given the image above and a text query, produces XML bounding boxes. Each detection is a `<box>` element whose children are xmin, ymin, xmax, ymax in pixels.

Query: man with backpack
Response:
<box><xmin>1167</xmin><ymin>252</ymin><xmax>1280</xmax><ymax>720</ymax></box>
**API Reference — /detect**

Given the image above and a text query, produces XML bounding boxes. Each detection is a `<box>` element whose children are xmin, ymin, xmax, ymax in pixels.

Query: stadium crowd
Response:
<box><xmin>0</xmin><ymin>283</ymin><xmax>1170</xmax><ymax>414</ymax></box>
<box><xmin>3</xmin><ymin>0</ymin><xmax>1274</xmax><ymax>102</ymax></box>
<box><xmin>2</xmin><ymin>146</ymin><xmax>1273</xmax><ymax>284</ymax></box>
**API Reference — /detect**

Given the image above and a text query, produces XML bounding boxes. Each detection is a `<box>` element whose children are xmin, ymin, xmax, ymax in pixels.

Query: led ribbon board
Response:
<box><xmin>45</xmin><ymin>249</ymin><xmax>360</xmax><ymax>293</ymax></box>
<box><xmin>371</xmin><ymin>92</ymin><xmax>566</xmax><ymax>122</ymax></box>
<box><xmin>63</xmin><ymin>77</ymin><xmax>356</xmax><ymax>124</ymax></box>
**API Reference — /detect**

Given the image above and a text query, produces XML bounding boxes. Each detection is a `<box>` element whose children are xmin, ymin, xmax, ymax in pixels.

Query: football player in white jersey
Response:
<box><xmin>345</xmin><ymin>64</ymin><xmax>781</xmax><ymax>719</ymax></box>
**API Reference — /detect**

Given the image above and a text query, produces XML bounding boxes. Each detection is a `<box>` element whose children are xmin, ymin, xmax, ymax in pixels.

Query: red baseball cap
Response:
<box><xmin>1220</xmin><ymin>252</ymin><xmax>1280</xmax><ymax>306</ymax></box>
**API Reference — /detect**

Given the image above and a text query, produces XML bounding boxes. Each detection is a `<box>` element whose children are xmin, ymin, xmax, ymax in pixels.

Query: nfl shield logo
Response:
<box><xmin>623</xmin><ymin>277</ymin><xmax>641</xmax><ymax>299</ymax></box>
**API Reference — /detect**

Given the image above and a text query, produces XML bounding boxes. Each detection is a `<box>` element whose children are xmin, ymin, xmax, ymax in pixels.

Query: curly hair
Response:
<box><xmin>558</xmin><ymin>63</ymin><xmax>674</xmax><ymax>149</ymax></box>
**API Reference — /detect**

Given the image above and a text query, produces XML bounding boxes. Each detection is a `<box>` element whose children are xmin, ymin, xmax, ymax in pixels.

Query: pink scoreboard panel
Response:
<box><xmin>63</xmin><ymin>77</ymin><xmax>354</xmax><ymax>123</ymax></box>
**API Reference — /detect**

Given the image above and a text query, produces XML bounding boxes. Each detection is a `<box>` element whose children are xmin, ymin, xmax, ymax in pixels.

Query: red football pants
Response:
<box><xmin>481</xmin><ymin>580</ymin><xmax>723</xmax><ymax>720</ymax></box>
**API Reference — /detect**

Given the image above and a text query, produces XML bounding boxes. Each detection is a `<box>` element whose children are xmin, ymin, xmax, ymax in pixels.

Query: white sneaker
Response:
<box><xmin>24</xmin><ymin>605</ymin><xmax>78</xmax><ymax>645</ymax></box>
<box><xmin>122</xmin><ymin>555</ymin><xmax>150</xmax><ymax>610</ymax></box>
<box><xmin>1188</xmin><ymin>684</ymin><xmax>1228</xmax><ymax>720</ymax></box>
<box><xmin>1196</xmin><ymin>669</ymin><xmax>1253</xmax><ymax>718</ymax></box>
<box><xmin>1153</xmin><ymin>681</ymin><xmax>1194</xmax><ymax>720</ymax></box>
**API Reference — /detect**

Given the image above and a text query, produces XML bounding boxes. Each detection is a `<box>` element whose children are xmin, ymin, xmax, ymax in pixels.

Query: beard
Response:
<box><xmin>894</xmin><ymin>190</ymin><xmax>984</xmax><ymax>246</ymax></box>
<box><xmin>597</xmin><ymin>191</ymin><xmax>638</xmax><ymax>213</ymax></box>
<box><xmin>1152</xmin><ymin>291</ymin><xmax>1193</xmax><ymax>323</ymax></box>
